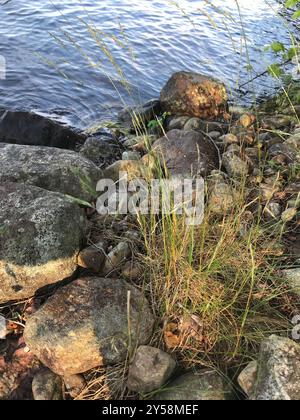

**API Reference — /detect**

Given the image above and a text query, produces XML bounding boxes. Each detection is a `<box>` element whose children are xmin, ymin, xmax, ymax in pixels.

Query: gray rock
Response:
<box><xmin>152</xmin><ymin>129</ymin><xmax>218</xmax><ymax>178</ymax></box>
<box><xmin>166</xmin><ymin>116</ymin><xmax>190</xmax><ymax>131</ymax></box>
<box><xmin>118</xmin><ymin>100</ymin><xmax>161</xmax><ymax>131</ymax></box>
<box><xmin>127</xmin><ymin>346</ymin><xmax>176</xmax><ymax>393</ymax></box>
<box><xmin>80</xmin><ymin>136</ymin><xmax>121</xmax><ymax>167</ymax></box>
<box><xmin>284</xmin><ymin>132</ymin><xmax>300</xmax><ymax>151</ymax></box>
<box><xmin>32</xmin><ymin>368</ymin><xmax>63</xmax><ymax>400</ymax></box>
<box><xmin>183</xmin><ymin>117</ymin><xmax>203</xmax><ymax>131</ymax></box>
<box><xmin>0</xmin><ymin>183</ymin><xmax>86</xmax><ymax>303</ymax></box>
<box><xmin>263</xmin><ymin>202</ymin><xmax>282</xmax><ymax>221</ymax></box>
<box><xmin>160</xmin><ymin>72</ymin><xmax>228</xmax><ymax>120</ymax></box>
<box><xmin>282</xmin><ymin>268</ymin><xmax>300</xmax><ymax>296</ymax></box>
<box><xmin>238</xmin><ymin>361</ymin><xmax>258</xmax><ymax>397</ymax></box>
<box><xmin>208</xmin><ymin>171</ymin><xmax>235</xmax><ymax>215</ymax></box>
<box><xmin>122</xmin><ymin>151</ymin><xmax>141</xmax><ymax>161</ymax></box>
<box><xmin>252</xmin><ymin>335</ymin><xmax>300</xmax><ymax>400</ymax></box>
<box><xmin>222</xmin><ymin>150</ymin><xmax>249</xmax><ymax>179</ymax></box>
<box><xmin>102</xmin><ymin>242</ymin><xmax>131</xmax><ymax>275</ymax></box>
<box><xmin>154</xmin><ymin>371</ymin><xmax>229</xmax><ymax>400</ymax></box>
<box><xmin>268</xmin><ymin>143</ymin><xmax>298</xmax><ymax>164</ymax></box>
<box><xmin>0</xmin><ymin>110</ymin><xmax>85</xmax><ymax>149</ymax></box>
<box><xmin>0</xmin><ymin>143</ymin><xmax>102</xmax><ymax>201</ymax></box>
<box><xmin>24</xmin><ymin>277</ymin><xmax>154</xmax><ymax>375</ymax></box>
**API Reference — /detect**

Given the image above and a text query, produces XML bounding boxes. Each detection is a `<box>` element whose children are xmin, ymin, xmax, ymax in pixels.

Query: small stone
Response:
<box><xmin>222</xmin><ymin>151</ymin><xmax>249</xmax><ymax>179</ymax></box>
<box><xmin>284</xmin><ymin>133</ymin><xmax>300</xmax><ymax>151</ymax></box>
<box><xmin>103</xmin><ymin>242</ymin><xmax>131</xmax><ymax>275</ymax></box>
<box><xmin>238</xmin><ymin>361</ymin><xmax>258</xmax><ymax>397</ymax></box>
<box><xmin>122</xmin><ymin>151</ymin><xmax>141</xmax><ymax>161</ymax></box>
<box><xmin>183</xmin><ymin>117</ymin><xmax>203</xmax><ymax>131</ymax></box>
<box><xmin>263</xmin><ymin>202</ymin><xmax>282</xmax><ymax>221</ymax></box>
<box><xmin>77</xmin><ymin>241</ymin><xmax>106</xmax><ymax>273</ymax></box>
<box><xmin>207</xmin><ymin>131</ymin><xmax>221</xmax><ymax>140</ymax></box>
<box><xmin>281</xmin><ymin>207</ymin><xmax>297</xmax><ymax>223</ymax></box>
<box><xmin>127</xmin><ymin>346</ymin><xmax>176</xmax><ymax>393</ymax></box>
<box><xmin>122</xmin><ymin>261</ymin><xmax>143</xmax><ymax>281</ymax></box>
<box><xmin>239</xmin><ymin>113</ymin><xmax>256</xmax><ymax>128</ymax></box>
<box><xmin>282</xmin><ymin>268</ymin><xmax>300</xmax><ymax>296</ymax></box>
<box><xmin>32</xmin><ymin>368</ymin><xmax>63</xmax><ymax>400</ymax></box>
<box><xmin>208</xmin><ymin>172</ymin><xmax>235</xmax><ymax>215</ymax></box>
<box><xmin>166</xmin><ymin>116</ymin><xmax>190</xmax><ymax>131</ymax></box>
<box><xmin>103</xmin><ymin>160</ymin><xmax>150</xmax><ymax>182</ymax></box>
<box><xmin>63</xmin><ymin>374</ymin><xmax>86</xmax><ymax>399</ymax></box>
<box><xmin>0</xmin><ymin>315</ymin><xmax>6</xmax><ymax>339</ymax></box>
<box><xmin>154</xmin><ymin>370</ymin><xmax>229</xmax><ymax>400</ymax></box>
<box><xmin>220</xmin><ymin>133</ymin><xmax>239</xmax><ymax>145</ymax></box>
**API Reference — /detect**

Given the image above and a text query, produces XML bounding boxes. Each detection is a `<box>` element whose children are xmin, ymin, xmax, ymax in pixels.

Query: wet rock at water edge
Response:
<box><xmin>127</xmin><ymin>346</ymin><xmax>176</xmax><ymax>393</ymax></box>
<box><xmin>0</xmin><ymin>143</ymin><xmax>102</xmax><ymax>201</ymax></box>
<box><xmin>251</xmin><ymin>335</ymin><xmax>300</xmax><ymax>400</ymax></box>
<box><xmin>151</xmin><ymin>129</ymin><xmax>218</xmax><ymax>178</ymax></box>
<box><xmin>24</xmin><ymin>277</ymin><xmax>154</xmax><ymax>376</ymax></box>
<box><xmin>160</xmin><ymin>72</ymin><xmax>228</xmax><ymax>120</ymax></box>
<box><xmin>32</xmin><ymin>368</ymin><xmax>63</xmax><ymax>400</ymax></box>
<box><xmin>118</xmin><ymin>100</ymin><xmax>161</xmax><ymax>131</ymax></box>
<box><xmin>80</xmin><ymin>136</ymin><xmax>122</xmax><ymax>167</ymax></box>
<box><xmin>0</xmin><ymin>183</ymin><xmax>87</xmax><ymax>303</ymax></box>
<box><xmin>154</xmin><ymin>370</ymin><xmax>230</xmax><ymax>400</ymax></box>
<box><xmin>0</xmin><ymin>110</ymin><xmax>85</xmax><ymax>149</ymax></box>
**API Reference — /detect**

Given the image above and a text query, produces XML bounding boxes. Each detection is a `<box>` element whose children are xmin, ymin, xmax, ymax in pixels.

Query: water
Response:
<box><xmin>0</xmin><ymin>0</ymin><xmax>292</xmax><ymax>129</ymax></box>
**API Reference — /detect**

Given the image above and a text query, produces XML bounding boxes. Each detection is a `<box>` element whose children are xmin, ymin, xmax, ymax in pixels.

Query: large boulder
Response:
<box><xmin>252</xmin><ymin>335</ymin><xmax>300</xmax><ymax>400</ymax></box>
<box><xmin>0</xmin><ymin>110</ymin><xmax>85</xmax><ymax>149</ymax></box>
<box><xmin>152</xmin><ymin>129</ymin><xmax>218</xmax><ymax>177</ymax></box>
<box><xmin>0</xmin><ymin>143</ymin><xmax>102</xmax><ymax>201</ymax></box>
<box><xmin>160</xmin><ymin>72</ymin><xmax>228</xmax><ymax>120</ymax></box>
<box><xmin>154</xmin><ymin>370</ymin><xmax>230</xmax><ymax>400</ymax></box>
<box><xmin>0</xmin><ymin>183</ymin><xmax>87</xmax><ymax>303</ymax></box>
<box><xmin>24</xmin><ymin>277</ymin><xmax>154</xmax><ymax>376</ymax></box>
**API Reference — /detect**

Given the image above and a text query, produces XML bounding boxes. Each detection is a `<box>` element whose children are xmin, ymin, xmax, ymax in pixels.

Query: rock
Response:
<box><xmin>183</xmin><ymin>117</ymin><xmax>203</xmax><ymax>131</ymax></box>
<box><xmin>252</xmin><ymin>335</ymin><xmax>300</xmax><ymax>400</ymax></box>
<box><xmin>238</xmin><ymin>113</ymin><xmax>256</xmax><ymax>128</ymax></box>
<box><xmin>281</xmin><ymin>208</ymin><xmax>297</xmax><ymax>223</ymax></box>
<box><xmin>284</xmin><ymin>133</ymin><xmax>300</xmax><ymax>152</ymax></box>
<box><xmin>122</xmin><ymin>261</ymin><xmax>143</xmax><ymax>281</ymax></box>
<box><xmin>63</xmin><ymin>374</ymin><xmax>86</xmax><ymax>399</ymax></box>
<box><xmin>103</xmin><ymin>160</ymin><xmax>150</xmax><ymax>182</ymax></box>
<box><xmin>77</xmin><ymin>241</ymin><xmax>106</xmax><ymax>273</ymax></box>
<box><xmin>166</xmin><ymin>116</ymin><xmax>190</xmax><ymax>131</ymax></box>
<box><xmin>124</xmin><ymin>135</ymin><xmax>157</xmax><ymax>149</ymax></box>
<box><xmin>127</xmin><ymin>346</ymin><xmax>176</xmax><ymax>393</ymax></box>
<box><xmin>238</xmin><ymin>361</ymin><xmax>258</xmax><ymax>397</ymax></box>
<box><xmin>160</xmin><ymin>72</ymin><xmax>228</xmax><ymax>120</ymax></box>
<box><xmin>122</xmin><ymin>151</ymin><xmax>141</xmax><ymax>161</ymax></box>
<box><xmin>220</xmin><ymin>133</ymin><xmax>239</xmax><ymax>145</ymax></box>
<box><xmin>0</xmin><ymin>316</ymin><xmax>6</xmax><ymax>340</ymax></box>
<box><xmin>0</xmin><ymin>143</ymin><xmax>102</xmax><ymax>201</ymax></box>
<box><xmin>102</xmin><ymin>242</ymin><xmax>131</xmax><ymax>275</ymax></box>
<box><xmin>118</xmin><ymin>100</ymin><xmax>161</xmax><ymax>131</ymax></box>
<box><xmin>0</xmin><ymin>183</ymin><xmax>86</xmax><ymax>303</ymax></box>
<box><xmin>282</xmin><ymin>268</ymin><xmax>300</xmax><ymax>296</ymax></box>
<box><xmin>261</xmin><ymin>115</ymin><xmax>292</xmax><ymax>130</ymax></box>
<box><xmin>0</xmin><ymin>110</ymin><xmax>85</xmax><ymax>149</ymax></box>
<box><xmin>208</xmin><ymin>131</ymin><xmax>221</xmax><ymax>140</ymax></box>
<box><xmin>268</xmin><ymin>143</ymin><xmax>298</xmax><ymax>164</ymax></box>
<box><xmin>24</xmin><ymin>277</ymin><xmax>154</xmax><ymax>375</ymax></box>
<box><xmin>154</xmin><ymin>370</ymin><xmax>229</xmax><ymax>400</ymax></box>
<box><xmin>152</xmin><ymin>129</ymin><xmax>218</xmax><ymax>178</ymax></box>
<box><xmin>263</xmin><ymin>202</ymin><xmax>282</xmax><ymax>221</ymax></box>
<box><xmin>222</xmin><ymin>150</ymin><xmax>249</xmax><ymax>179</ymax></box>
<box><xmin>80</xmin><ymin>136</ymin><xmax>121</xmax><ymax>167</ymax></box>
<box><xmin>208</xmin><ymin>171</ymin><xmax>235</xmax><ymax>215</ymax></box>
<box><xmin>32</xmin><ymin>368</ymin><xmax>63</xmax><ymax>400</ymax></box>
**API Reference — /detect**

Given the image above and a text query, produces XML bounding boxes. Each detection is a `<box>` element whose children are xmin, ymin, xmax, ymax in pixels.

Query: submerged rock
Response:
<box><xmin>251</xmin><ymin>335</ymin><xmax>300</xmax><ymax>400</ymax></box>
<box><xmin>32</xmin><ymin>368</ymin><xmax>63</xmax><ymax>400</ymax></box>
<box><xmin>160</xmin><ymin>72</ymin><xmax>228</xmax><ymax>120</ymax></box>
<box><xmin>0</xmin><ymin>183</ymin><xmax>86</xmax><ymax>303</ymax></box>
<box><xmin>154</xmin><ymin>370</ymin><xmax>229</xmax><ymax>400</ymax></box>
<box><xmin>152</xmin><ymin>129</ymin><xmax>218</xmax><ymax>177</ymax></box>
<box><xmin>0</xmin><ymin>110</ymin><xmax>85</xmax><ymax>149</ymax></box>
<box><xmin>24</xmin><ymin>277</ymin><xmax>154</xmax><ymax>375</ymax></box>
<box><xmin>0</xmin><ymin>143</ymin><xmax>102</xmax><ymax>201</ymax></box>
<box><xmin>127</xmin><ymin>346</ymin><xmax>176</xmax><ymax>393</ymax></box>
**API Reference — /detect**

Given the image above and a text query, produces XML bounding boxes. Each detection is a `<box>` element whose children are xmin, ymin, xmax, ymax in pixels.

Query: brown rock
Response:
<box><xmin>77</xmin><ymin>241</ymin><xmax>106</xmax><ymax>273</ymax></box>
<box><xmin>160</xmin><ymin>72</ymin><xmax>228</xmax><ymax>120</ymax></box>
<box><xmin>152</xmin><ymin>129</ymin><xmax>219</xmax><ymax>177</ymax></box>
<box><xmin>24</xmin><ymin>277</ymin><xmax>154</xmax><ymax>376</ymax></box>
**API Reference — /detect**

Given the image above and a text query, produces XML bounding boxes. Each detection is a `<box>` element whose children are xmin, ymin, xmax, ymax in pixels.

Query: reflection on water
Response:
<box><xmin>0</xmin><ymin>0</ymin><xmax>291</xmax><ymax>128</ymax></box>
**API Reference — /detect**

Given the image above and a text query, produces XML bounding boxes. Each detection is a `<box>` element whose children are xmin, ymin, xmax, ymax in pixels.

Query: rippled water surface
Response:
<box><xmin>0</xmin><ymin>0</ymin><xmax>291</xmax><ymax>128</ymax></box>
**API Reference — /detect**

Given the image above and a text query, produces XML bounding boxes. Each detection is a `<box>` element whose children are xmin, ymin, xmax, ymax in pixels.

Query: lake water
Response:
<box><xmin>0</xmin><ymin>0</ymin><xmax>292</xmax><ymax>128</ymax></box>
